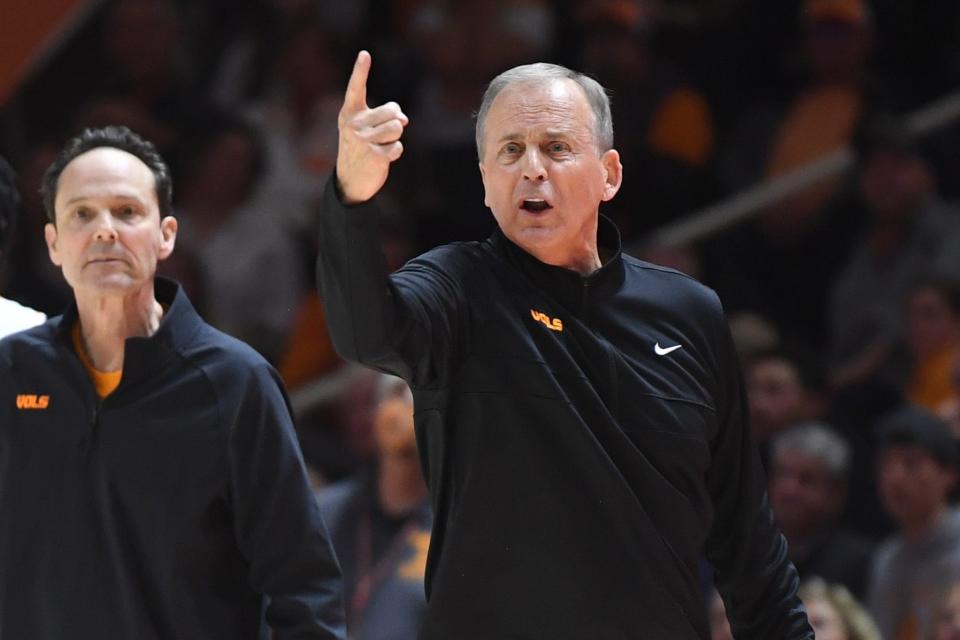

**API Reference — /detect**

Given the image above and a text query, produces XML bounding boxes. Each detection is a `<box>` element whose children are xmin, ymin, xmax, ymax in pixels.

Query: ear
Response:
<box><xmin>44</xmin><ymin>223</ymin><xmax>62</xmax><ymax>267</ymax></box>
<box><xmin>600</xmin><ymin>149</ymin><xmax>623</xmax><ymax>202</ymax></box>
<box><xmin>157</xmin><ymin>215</ymin><xmax>178</xmax><ymax>261</ymax></box>
<box><xmin>478</xmin><ymin>161</ymin><xmax>491</xmax><ymax>208</ymax></box>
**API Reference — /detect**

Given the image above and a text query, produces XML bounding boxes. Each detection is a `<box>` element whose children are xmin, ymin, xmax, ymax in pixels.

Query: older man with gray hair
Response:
<box><xmin>316</xmin><ymin>51</ymin><xmax>812</xmax><ymax>639</ymax></box>
<box><xmin>769</xmin><ymin>422</ymin><xmax>875</xmax><ymax>599</ymax></box>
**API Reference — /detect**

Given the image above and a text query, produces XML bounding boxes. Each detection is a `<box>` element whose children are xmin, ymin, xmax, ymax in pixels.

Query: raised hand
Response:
<box><xmin>336</xmin><ymin>50</ymin><xmax>409</xmax><ymax>204</ymax></box>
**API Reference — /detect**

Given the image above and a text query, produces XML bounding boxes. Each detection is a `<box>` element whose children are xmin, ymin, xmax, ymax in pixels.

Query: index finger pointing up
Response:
<box><xmin>343</xmin><ymin>50</ymin><xmax>371</xmax><ymax>112</ymax></box>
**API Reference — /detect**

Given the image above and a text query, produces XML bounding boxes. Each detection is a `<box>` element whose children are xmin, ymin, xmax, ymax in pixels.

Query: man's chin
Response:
<box><xmin>510</xmin><ymin>226</ymin><xmax>560</xmax><ymax>253</ymax></box>
<box><xmin>75</xmin><ymin>274</ymin><xmax>143</xmax><ymax>294</ymax></box>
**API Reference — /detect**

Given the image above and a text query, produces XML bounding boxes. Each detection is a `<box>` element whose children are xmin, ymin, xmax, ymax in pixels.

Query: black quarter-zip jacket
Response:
<box><xmin>0</xmin><ymin>278</ymin><xmax>345</xmax><ymax>639</ymax></box>
<box><xmin>317</xmin><ymin>179</ymin><xmax>812</xmax><ymax>639</ymax></box>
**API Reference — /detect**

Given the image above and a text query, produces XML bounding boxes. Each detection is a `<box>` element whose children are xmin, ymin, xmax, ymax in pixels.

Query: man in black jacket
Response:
<box><xmin>0</xmin><ymin>126</ymin><xmax>346</xmax><ymax>639</ymax></box>
<box><xmin>317</xmin><ymin>51</ymin><xmax>812</xmax><ymax>639</ymax></box>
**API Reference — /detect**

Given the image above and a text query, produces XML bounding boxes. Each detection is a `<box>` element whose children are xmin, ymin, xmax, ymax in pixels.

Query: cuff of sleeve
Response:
<box><xmin>324</xmin><ymin>174</ymin><xmax>382</xmax><ymax>227</ymax></box>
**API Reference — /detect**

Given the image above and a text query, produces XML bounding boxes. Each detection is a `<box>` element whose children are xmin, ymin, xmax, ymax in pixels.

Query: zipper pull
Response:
<box><xmin>81</xmin><ymin>400</ymin><xmax>102</xmax><ymax>451</ymax></box>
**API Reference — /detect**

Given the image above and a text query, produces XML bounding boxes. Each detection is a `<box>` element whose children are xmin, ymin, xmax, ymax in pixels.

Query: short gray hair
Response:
<box><xmin>475</xmin><ymin>63</ymin><xmax>614</xmax><ymax>159</ymax></box>
<box><xmin>772</xmin><ymin>421</ymin><xmax>851</xmax><ymax>480</ymax></box>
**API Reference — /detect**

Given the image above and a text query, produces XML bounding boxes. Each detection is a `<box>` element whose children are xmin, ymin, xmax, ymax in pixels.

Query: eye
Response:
<box><xmin>75</xmin><ymin>206</ymin><xmax>92</xmax><ymax>220</ymax></box>
<box><xmin>117</xmin><ymin>205</ymin><xmax>138</xmax><ymax>218</ymax></box>
<box><xmin>547</xmin><ymin>141</ymin><xmax>570</xmax><ymax>154</ymax></box>
<box><xmin>501</xmin><ymin>142</ymin><xmax>522</xmax><ymax>155</ymax></box>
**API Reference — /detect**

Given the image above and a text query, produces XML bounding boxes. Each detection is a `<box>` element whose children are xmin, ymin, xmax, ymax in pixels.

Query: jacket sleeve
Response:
<box><xmin>227</xmin><ymin>362</ymin><xmax>347</xmax><ymax>639</ymax></box>
<box><xmin>315</xmin><ymin>176</ymin><xmax>470</xmax><ymax>387</ymax></box>
<box><xmin>703</xmin><ymin>303</ymin><xmax>814</xmax><ymax>639</ymax></box>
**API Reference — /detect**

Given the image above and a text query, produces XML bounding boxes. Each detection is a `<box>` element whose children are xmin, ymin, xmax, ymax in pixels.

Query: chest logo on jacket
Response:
<box><xmin>16</xmin><ymin>394</ymin><xmax>50</xmax><ymax>410</ymax></box>
<box><xmin>530</xmin><ymin>309</ymin><xmax>563</xmax><ymax>332</ymax></box>
<box><xmin>654</xmin><ymin>342</ymin><xmax>683</xmax><ymax>356</ymax></box>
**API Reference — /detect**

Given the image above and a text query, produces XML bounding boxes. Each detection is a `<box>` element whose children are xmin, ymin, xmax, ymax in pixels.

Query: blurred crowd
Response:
<box><xmin>3</xmin><ymin>0</ymin><xmax>960</xmax><ymax>638</ymax></box>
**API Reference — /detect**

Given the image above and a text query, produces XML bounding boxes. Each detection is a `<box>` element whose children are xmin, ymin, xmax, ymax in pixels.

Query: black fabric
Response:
<box><xmin>0</xmin><ymin>278</ymin><xmax>345</xmax><ymax>639</ymax></box>
<box><xmin>316</xmin><ymin>178</ymin><xmax>813</xmax><ymax>640</ymax></box>
<box><xmin>792</xmin><ymin>527</ymin><xmax>875</xmax><ymax>600</ymax></box>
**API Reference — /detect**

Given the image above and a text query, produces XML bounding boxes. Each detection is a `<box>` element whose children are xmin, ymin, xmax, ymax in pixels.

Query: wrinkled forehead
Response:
<box><xmin>56</xmin><ymin>147</ymin><xmax>157</xmax><ymax>208</ymax></box>
<box><xmin>483</xmin><ymin>78</ymin><xmax>596</xmax><ymax>141</ymax></box>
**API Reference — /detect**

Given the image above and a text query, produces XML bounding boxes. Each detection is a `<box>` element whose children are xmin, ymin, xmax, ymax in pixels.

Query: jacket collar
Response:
<box><xmin>53</xmin><ymin>277</ymin><xmax>202</xmax><ymax>390</ymax></box>
<box><xmin>489</xmin><ymin>215</ymin><xmax>626</xmax><ymax>310</ymax></box>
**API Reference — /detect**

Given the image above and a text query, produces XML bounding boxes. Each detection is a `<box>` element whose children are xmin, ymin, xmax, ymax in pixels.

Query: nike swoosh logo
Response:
<box><xmin>654</xmin><ymin>343</ymin><xmax>683</xmax><ymax>356</ymax></box>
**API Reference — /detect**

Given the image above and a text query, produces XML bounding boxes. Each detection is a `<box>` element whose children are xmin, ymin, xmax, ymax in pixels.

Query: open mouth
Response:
<box><xmin>520</xmin><ymin>199</ymin><xmax>552</xmax><ymax>213</ymax></box>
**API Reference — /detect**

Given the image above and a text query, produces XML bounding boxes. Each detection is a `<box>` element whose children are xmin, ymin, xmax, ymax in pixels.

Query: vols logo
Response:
<box><xmin>16</xmin><ymin>394</ymin><xmax>50</xmax><ymax>410</ymax></box>
<box><xmin>530</xmin><ymin>309</ymin><xmax>563</xmax><ymax>332</ymax></box>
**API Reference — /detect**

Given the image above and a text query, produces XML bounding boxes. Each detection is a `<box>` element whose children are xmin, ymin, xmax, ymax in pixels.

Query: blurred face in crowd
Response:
<box><xmin>905</xmin><ymin>285</ymin><xmax>960</xmax><ymax>359</ymax></box>
<box><xmin>860</xmin><ymin>149</ymin><xmax>933</xmax><ymax>222</ymax></box>
<box><xmin>878</xmin><ymin>444</ymin><xmax>957</xmax><ymax>530</ymax></box>
<box><xmin>934</xmin><ymin>584</ymin><xmax>960</xmax><ymax>640</ymax></box>
<box><xmin>479</xmin><ymin>78</ymin><xmax>621</xmax><ymax>274</ymax></box>
<box><xmin>44</xmin><ymin>147</ymin><xmax>176</xmax><ymax>297</ymax></box>
<box><xmin>769</xmin><ymin>448</ymin><xmax>845</xmax><ymax>538</ymax></box>
<box><xmin>747</xmin><ymin>357</ymin><xmax>816</xmax><ymax>441</ymax></box>
<box><xmin>803</xmin><ymin>595</ymin><xmax>849</xmax><ymax>640</ymax></box>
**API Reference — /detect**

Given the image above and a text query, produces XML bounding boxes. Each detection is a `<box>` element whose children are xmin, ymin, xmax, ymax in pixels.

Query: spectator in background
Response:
<box><xmin>759</xmin><ymin>0</ymin><xmax>874</xmax><ymax>238</ymax></box>
<box><xmin>175</xmin><ymin>116</ymin><xmax>303</xmax><ymax>362</ymax></box>
<box><xmin>747</xmin><ymin>346</ymin><xmax>827</xmax><ymax>459</ymax></box>
<box><xmin>798</xmin><ymin>578</ymin><xmax>880</xmax><ymax>640</ymax></box>
<box><xmin>319</xmin><ymin>374</ymin><xmax>430</xmax><ymax>640</ymax></box>
<box><xmin>703</xmin><ymin>0</ymin><xmax>875</xmax><ymax>348</ymax></box>
<box><xmin>718</xmin><ymin>0</ymin><xmax>874</xmax><ymax>235</ymax></box>
<box><xmin>0</xmin><ymin>155</ymin><xmax>46</xmax><ymax>337</ymax></box>
<box><xmin>243</xmin><ymin>17</ymin><xmax>345</xmax><ymax>234</ymax></box>
<box><xmin>829</xmin><ymin>118</ymin><xmax>960</xmax><ymax>393</ymax></box>
<box><xmin>769</xmin><ymin>422</ymin><xmax>874</xmax><ymax>599</ymax></box>
<box><xmin>933</xmin><ymin>581</ymin><xmax>960</xmax><ymax>640</ymax></box>
<box><xmin>869</xmin><ymin>406</ymin><xmax>960</xmax><ymax>640</ymax></box>
<box><xmin>573</xmin><ymin>0</ymin><xmax>717</xmax><ymax>239</ymax></box>
<box><xmin>903</xmin><ymin>276</ymin><xmax>960</xmax><ymax>415</ymax></box>
<box><xmin>70</xmin><ymin>0</ymin><xmax>214</xmax><ymax>172</ymax></box>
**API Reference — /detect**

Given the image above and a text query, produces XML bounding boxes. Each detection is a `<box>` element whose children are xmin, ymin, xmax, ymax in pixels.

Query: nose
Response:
<box><xmin>520</xmin><ymin>148</ymin><xmax>547</xmax><ymax>182</ymax></box>
<box><xmin>92</xmin><ymin>211</ymin><xmax>118</xmax><ymax>242</ymax></box>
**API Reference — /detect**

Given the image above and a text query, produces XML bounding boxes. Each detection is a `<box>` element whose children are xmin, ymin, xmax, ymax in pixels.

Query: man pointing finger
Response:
<box><xmin>336</xmin><ymin>51</ymin><xmax>408</xmax><ymax>205</ymax></box>
<box><xmin>318</xmin><ymin>52</ymin><xmax>812</xmax><ymax>639</ymax></box>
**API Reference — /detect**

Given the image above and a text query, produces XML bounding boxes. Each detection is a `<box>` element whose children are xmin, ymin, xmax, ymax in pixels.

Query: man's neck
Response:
<box><xmin>377</xmin><ymin>453</ymin><xmax>427</xmax><ymax>517</ymax></box>
<box><xmin>571</xmin><ymin>251</ymin><xmax>603</xmax><ymax>277</ymax></box>
<box><xmin>75</xmin><ymin>285</ymin><xmax>164</xmax><ymax>372</ymax></box>
<box><xmin>537</xmin><ymin>244</ymin><xmax>602</xmax><ymax>277</ymax></box>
